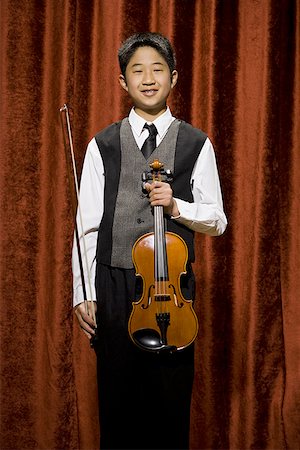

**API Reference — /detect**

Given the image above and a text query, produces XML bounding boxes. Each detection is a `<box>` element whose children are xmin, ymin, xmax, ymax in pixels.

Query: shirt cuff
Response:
<box><xmin>172</xmin><ymin>198</ymin><xmax>227</xmax><ymax>236</ymax></box>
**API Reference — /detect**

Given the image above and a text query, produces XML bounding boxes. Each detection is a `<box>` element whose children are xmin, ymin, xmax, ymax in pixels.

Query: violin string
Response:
<box><xmin>155</xmin><ymin>204</ymin><xmax>160</xmax><ymax>316</ymax></box>
<box><xmin>160</xmin><ymin>207</ymin><xmax>167</xmax><ymax>314</ymax></box>
<box><xmin>153</xmin><ymin>164</ymin><xmax>171</xmax><ymax>336</ymax></box>
<box><xmin>157</xmin><ymin>205</ymin><xmax>167</xmax><ymax>315</ymax></box>
<box><xmin>158</xmin><ymin>206</ymin><xmax>164</xmax><ymax>315</ymax></box>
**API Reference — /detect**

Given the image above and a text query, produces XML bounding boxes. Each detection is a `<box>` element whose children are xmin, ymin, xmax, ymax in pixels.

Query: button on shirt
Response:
<box><xmin>72</xmin><ymin>107</ymin><xmax>227</xmax><ymax>306</ymax></box>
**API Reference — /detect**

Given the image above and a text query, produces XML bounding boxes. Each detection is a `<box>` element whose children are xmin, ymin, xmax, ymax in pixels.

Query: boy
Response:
<box><xmin>73</xmin><ymin>32</ymin><xmax>227</xmax><ymax>449</ymax></box>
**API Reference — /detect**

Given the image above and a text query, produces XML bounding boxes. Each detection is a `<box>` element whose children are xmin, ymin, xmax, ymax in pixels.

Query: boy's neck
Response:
<box><xmin>134</xmin><ymin>106</ymin><xmax>167</xmax><ymax>122</ymax></box>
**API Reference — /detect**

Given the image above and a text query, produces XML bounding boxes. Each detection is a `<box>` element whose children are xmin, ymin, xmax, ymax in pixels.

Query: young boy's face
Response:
<box><xmin>119</xmin><ymin>46</ymin><xmax>178</xmax><ymax>120</ymax></box>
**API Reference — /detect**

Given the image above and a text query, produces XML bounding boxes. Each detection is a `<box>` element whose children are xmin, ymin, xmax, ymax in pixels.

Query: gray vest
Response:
<box><xmin>95</xmin><ymin>118</ymin><xmax>207</xmax><ymax>267</ymax></box>
<box><xmin>111</xmin><ymin>118</ymin><xmax>180</xmax><ymax>268</ymax></box>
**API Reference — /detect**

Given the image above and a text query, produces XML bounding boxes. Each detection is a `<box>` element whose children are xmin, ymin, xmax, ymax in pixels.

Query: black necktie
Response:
<box><xmin>141</xmin><ymin>123</ymin><xmax>158</xmax><ymax>159</ymax></box>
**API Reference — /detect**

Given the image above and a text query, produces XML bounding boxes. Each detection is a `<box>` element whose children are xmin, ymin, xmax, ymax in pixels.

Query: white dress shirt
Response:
<box><xmin>72</xmin><ymin>107</ymin><xmax>227</xmax><ymax>306</ymax></box>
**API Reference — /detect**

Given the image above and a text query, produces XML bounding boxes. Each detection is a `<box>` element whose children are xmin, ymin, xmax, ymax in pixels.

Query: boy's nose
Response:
<box><xmin>142</xmin><ymin>80</ymin><xmax>156</xmax><ymax>86</ymax></box>
<box><xmin>142</xmin><ymin>71</ymin><xmax>156</xmax><ymax>85</ymax></box>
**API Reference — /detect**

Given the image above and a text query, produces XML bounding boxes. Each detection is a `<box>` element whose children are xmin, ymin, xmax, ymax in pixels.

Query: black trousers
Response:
<box><xmin>95</xmin><ymin>263</ymin><xmax>195</xmax><ymax>450</ymax></box>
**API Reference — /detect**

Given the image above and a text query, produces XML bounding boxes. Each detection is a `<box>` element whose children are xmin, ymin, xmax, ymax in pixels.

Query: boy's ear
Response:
<box><xmin>119</xmin><ymin>74</ymin><xmax>128</xmax><ymax>92</ymax></box>
<box><xmin>170</xmin><ymin>70</ymin><xmax>178</xmax><ymax>89</ymax></box>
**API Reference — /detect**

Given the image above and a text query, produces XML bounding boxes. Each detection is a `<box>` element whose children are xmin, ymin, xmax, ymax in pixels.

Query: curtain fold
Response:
<box><xmin>0</xmin><ymin>0</ymin><xmax>299</xmax><ymax>449</ymax></box>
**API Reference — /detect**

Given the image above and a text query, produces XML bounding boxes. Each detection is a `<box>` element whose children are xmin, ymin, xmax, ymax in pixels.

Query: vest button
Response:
<box><xmin>137</xmin><ymin>218</ymin><xmax>144</xmax><ymax>224</ymax></box>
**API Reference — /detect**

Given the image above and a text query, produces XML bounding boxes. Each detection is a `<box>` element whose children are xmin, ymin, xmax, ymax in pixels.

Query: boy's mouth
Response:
<box><xmin>141</xmin><ymin>89</ymin><xmax>158</xmax><ymax>96</ymax></box>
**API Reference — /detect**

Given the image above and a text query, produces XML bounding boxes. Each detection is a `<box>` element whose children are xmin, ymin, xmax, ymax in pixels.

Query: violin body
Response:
<box><xmin>128</xmin><ymin>230</ymin><xmax>199</xmax><ymax>352</ymax></box>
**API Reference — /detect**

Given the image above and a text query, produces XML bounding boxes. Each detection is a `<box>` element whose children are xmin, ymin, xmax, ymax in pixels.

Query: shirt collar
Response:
<box><xmin>128</xmin><ymin>107</ymin><xmax>174</xmax><ymax>138</ymax></box>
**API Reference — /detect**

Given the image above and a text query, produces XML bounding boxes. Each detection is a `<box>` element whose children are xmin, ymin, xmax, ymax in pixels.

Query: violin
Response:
<box><xmin>128</xmin><ymin>159</ymin><xmax>199</xmax><ymax>353</ymax></box>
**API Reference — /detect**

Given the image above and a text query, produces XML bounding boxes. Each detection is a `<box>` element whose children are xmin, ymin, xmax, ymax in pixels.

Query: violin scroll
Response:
<box><xmin>142</xmin><ymin>159</ymin><xmax>173</xmax><ymax>193</ymax></box>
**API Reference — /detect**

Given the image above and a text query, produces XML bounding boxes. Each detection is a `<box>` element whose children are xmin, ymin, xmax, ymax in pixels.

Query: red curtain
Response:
<box><xmin>0</xmin><ymin>0</ymin><xmax>299</xmax><ymax>449</ymax></box>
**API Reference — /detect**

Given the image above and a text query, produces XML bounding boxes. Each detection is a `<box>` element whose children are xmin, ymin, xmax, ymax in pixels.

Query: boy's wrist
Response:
<box><xmin>168</xmin><ymin>199</ymin><xmax>180</xmax><ymax>218</ymax></box>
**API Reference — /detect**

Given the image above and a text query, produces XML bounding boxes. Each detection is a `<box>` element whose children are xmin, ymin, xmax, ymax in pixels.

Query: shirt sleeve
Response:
<box><xmin>173</xmin><ymin>137</ymin><xmax>227</xmax><ymax>236</ymax></box>
<box><xmin>72</xmin><ymin>138</ymin><xmax>104</xmax><ymax>307</ymax></box>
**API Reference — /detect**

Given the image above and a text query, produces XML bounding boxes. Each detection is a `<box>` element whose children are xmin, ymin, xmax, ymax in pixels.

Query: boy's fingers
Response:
<box><xmin>75</xmin><ymin>303</ymin><xmax>97</xmax><ymax>337</ymax></box>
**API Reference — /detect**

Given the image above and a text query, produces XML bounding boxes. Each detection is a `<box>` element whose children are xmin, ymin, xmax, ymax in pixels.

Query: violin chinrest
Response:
<box><xmin>132</xmin><ymin>329</ymin><xmax>177</xmax><ymax>354</ymax></box>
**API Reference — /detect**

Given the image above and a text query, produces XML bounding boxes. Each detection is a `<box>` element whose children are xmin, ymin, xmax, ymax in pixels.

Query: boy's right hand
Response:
<box><xmin>74</xmin><ymin>301</ymin><xmax>97</xmax><ymax>340</ymax></box>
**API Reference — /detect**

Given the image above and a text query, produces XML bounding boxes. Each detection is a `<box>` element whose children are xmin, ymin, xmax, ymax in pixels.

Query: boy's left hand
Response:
<box><xmin>145</xmin><ymin>181</ymin><xmax>180</xmax><ymax>217</ymax></box>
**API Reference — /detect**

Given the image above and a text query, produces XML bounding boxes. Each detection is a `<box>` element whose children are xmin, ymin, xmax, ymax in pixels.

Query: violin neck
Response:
<box><xmin>154</xmin><ymin>205</ymin><xmax>169</xmax><ymax>281</ymax></box>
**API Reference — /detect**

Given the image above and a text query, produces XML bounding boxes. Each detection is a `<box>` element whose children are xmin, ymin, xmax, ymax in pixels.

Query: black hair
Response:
<box><xmin>118</xmin><ymin>32</ymin><xmax>176</xmax><ymax>76</ymax></box>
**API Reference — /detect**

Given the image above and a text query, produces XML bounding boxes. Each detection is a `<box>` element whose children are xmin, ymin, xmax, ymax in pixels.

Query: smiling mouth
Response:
<box><xmin>141</xmin><ymin>89</ymin><xmax>158</xmax><ymax>96</ymax></box>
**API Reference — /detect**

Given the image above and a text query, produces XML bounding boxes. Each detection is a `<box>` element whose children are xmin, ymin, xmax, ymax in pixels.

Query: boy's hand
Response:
<box><xmin>145</xmin><ymin>181</ymin><xmax>180</xmax><ymax>217</ymax></box>
<box><xmin>74</xmin><ymin>301</ymin><xmax>97</xmax><ymax>340</ymax></box>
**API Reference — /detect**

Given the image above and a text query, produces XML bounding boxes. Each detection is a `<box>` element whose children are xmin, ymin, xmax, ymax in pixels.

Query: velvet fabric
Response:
<box><xmin>0</xmin><ymin>0</ymin><xmax>299</xmax><ymax>449</ymax></box>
